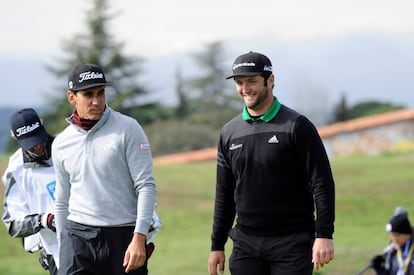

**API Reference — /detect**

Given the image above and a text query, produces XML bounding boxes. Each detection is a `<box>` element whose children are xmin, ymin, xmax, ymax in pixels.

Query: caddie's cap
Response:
<box><xmin>68</xmin><ymin>63</ymin><xmax>108</xmax><ymax>91</ymax></box>
<box><xmin>386</xmin><ymin>208</ymin><xmax>412</xmax><ymax>234</ymax></box>
<box><xmin>226</xmin><ymin>51</ymin><xmax>273</xmax><ymax>79</ymax></box>
<box><xmin>10</xmin><ymin>108</ymin><xmax>49</xmax><ymax>151</ymax></box>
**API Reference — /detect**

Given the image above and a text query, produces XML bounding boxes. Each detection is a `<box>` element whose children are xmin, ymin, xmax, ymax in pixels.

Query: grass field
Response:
<box><xmin>1</xmin><ymin>152</ymin><xmax>414</xmax><ymax>275</ymax></box>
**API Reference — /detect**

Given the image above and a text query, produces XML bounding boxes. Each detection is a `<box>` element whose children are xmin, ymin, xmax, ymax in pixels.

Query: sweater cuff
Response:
<box><xmin>315</xmin><ymin>232</ymin><xmax>333</xmax><ymax>239</ymax></box>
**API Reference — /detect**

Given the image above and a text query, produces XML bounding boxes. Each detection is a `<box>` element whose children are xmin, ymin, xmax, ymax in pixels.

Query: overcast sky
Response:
<box><xmin>1</xmin><ymin>0</ymin><xmax>414</xmax><ymax>109</ymax></box>
<box><xmin>2</xmin><ymin>0</ymin><xmax>413</xmax><ymax>57</ymax></box>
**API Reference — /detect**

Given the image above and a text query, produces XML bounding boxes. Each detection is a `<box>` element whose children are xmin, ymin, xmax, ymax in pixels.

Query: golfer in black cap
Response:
<box><xmin>368</xmin><ymin>207</ymin><xmax>414</xmax><ymax>275</ymax></box>
<box><xmin>53</xmin><ymin>63</ymin><xmax>158</xmax><ymax>275</ymax></box>
<box><xmin>208</xmin><ymin>51</ymin><xmax>335</xmax><ymax>275</ymax></box>
<box><xmin>2</xmin><ymin>108</ymin><xmax>58</xmax><ymax>274</ymax></box>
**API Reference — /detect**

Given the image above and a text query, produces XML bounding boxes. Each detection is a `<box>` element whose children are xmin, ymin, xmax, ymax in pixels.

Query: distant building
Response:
<box><xmin>319</xmin><ymin>109</ymin><xmax>414</xmax><ymax>158</ymax></box>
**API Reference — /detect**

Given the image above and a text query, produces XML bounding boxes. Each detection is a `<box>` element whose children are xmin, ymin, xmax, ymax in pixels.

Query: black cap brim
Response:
<box><xmin>225</xmin><ymin>72</ymin><xmax>262</xmax><ymax>80</ymax></box>
<box><xmin>69</xmin><ymin>82</ymin><xmax>109</xmax><ymax>92</ymax></box>
<box><xmin>16</xmin><ymin>128</ymin><xmax>49</xmax><ymax>151</ymax></box>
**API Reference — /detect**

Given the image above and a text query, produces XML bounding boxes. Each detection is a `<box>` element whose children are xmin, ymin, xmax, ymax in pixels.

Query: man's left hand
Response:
<box><xmin>123</xmin><ymin>233</ymin><xmax>147</xmax><ymax>273</ymax></box>
<box><xmin>312</xmin><ymin>238</ymin><xmax>334</xmax><ymax>270</ymax></box>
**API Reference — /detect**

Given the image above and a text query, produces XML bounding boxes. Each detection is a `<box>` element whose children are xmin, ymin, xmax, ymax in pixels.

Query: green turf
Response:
<box><xmin>0</xmin><ymin>152</ymin><xmax>413</xmax><ymax>274</ymax></box>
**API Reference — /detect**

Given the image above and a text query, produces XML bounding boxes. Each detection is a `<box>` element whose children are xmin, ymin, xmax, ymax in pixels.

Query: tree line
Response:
<box><xmin>6</xmin><ymin>0</ymin><xmax>404</xmax><ymax>156</ymax></box>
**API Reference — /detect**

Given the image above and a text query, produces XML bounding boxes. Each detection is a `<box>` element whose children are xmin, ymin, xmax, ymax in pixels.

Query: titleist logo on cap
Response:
<box><xmin>78</xmin><ymin>71</ymin><xmax>104</xmax><ymax>83</ymax></box>
<box><xmin>15</xmin><ymin>122</ymin><xmax>40</xmax><ymax>137</ymax></box>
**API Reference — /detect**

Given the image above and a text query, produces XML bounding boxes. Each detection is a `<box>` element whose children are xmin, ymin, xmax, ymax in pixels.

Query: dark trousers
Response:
<box><xmin>59</xmin><ymin>221</ymin><xmax>148</xmax><ymax>275</ymax></box>
<box><xmin>228</xmin><ymin>228</ymin><xmax>313</xmax><ymax>275</ymax></box>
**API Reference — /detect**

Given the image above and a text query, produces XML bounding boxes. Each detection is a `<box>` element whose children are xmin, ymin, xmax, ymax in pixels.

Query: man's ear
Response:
<box><xmin>268</xmin><ymin>74</ymin><xmax>275</xmax><ymax>89</ymax></box>
<box><xmin>67</xmin><ymin>91</ymin><xmax>75</xmax><ymax>104</ymax></box>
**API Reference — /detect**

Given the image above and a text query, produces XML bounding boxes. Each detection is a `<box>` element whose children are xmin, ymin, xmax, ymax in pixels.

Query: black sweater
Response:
<box><xmin>211</xmin><ymin>104</ymin><xmax>335</xmax><ymax>251</ymax></box>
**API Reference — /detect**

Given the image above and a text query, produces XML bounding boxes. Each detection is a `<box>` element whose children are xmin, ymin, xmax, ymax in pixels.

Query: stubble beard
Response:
<box><xmin>244</xmin><ymin>88</ymin><xmax>270</xmax><ymax>111</ymax></box>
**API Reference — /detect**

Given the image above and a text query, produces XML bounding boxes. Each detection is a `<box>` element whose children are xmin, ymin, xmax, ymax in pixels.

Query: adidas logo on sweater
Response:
<box><xmin>268</xmin><ymin>135</ymin><xmax>279</xmax><ymax>144</ymax></box>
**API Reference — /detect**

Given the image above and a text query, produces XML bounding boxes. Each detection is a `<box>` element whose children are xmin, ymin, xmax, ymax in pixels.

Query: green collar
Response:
<box><xmin>242</xmin><ymin>97</ymin><xmax>281</xmax><ymax>122</ymax></box>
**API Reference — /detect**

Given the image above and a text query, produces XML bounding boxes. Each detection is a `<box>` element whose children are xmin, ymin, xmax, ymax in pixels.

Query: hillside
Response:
<box><xmin>0</xmin><ymin>108</ymin><xmax>16</xmax><ymax>153</ymax></box>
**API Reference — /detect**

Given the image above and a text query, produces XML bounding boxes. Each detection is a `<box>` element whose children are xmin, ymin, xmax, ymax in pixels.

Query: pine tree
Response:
<box><xmin>42</xmin><ymin>0</ymin><xmax>160</xmax><ymax>134</ymax></box>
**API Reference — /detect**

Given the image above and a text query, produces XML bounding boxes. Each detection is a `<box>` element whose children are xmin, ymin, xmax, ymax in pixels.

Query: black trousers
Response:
<box><xmin>59</xmin><ymin>221</ymin><xmax>148</xmax><ymax>275</ymax></box>
<box><xmin>228</xmin><ymin>227</ymin><xmax>313</xmax><ymax>275</ymax></box>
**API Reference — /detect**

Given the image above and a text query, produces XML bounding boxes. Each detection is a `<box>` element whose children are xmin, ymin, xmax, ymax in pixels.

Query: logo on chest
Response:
<box><xmin>46</xmin><ymin>180</ymin><xmax>56</xmax><ymax>201</ymax></box>
<box><xmin>229</xmin><ymin>143</ymin><xmax>243</xmax><ymax>150</ymax></box>
<box><xmin>268</xmin><ymin>135</ymin><xmax>279</xmax><ymax>144</ymax></box>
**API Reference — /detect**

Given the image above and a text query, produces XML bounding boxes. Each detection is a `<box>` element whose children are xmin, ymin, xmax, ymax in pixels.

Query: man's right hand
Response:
<box><xmin>208</xmin><ymin>250</ymin><xmax>225</xmax><ymax>275</ymax></box>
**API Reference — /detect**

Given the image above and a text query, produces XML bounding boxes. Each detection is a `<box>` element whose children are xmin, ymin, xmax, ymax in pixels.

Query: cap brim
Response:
<box><xmin>17</xmin><ymin>129</ymin><xmax>49</xmax><ymax>151</ymax></box>
<box><xmin>70</xmin><ymin>82</ymin><xmax>109</xmax><ymax>92</ymax></box>
<box><xmin>225</xmin><ymin>72</ymin><xmax>262</xmax><ymax>79</ymax></box>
